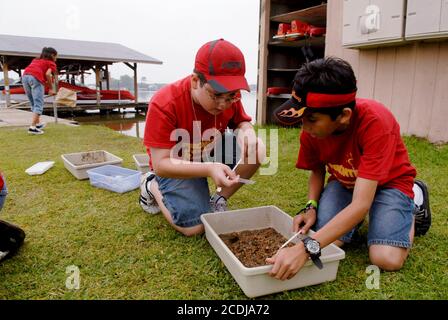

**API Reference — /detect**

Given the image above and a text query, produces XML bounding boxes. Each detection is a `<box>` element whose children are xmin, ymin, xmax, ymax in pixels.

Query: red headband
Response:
<box><xmin>306</xmin><ymin>92</ymin><xmax>357</xmax><ymax>108</ymax></box>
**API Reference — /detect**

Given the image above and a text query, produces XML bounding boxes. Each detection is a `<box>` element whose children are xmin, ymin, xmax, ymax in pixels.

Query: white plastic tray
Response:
<box><xmin>86</xmin><ymin>165</ymin><xmax>141</xmax><ymax>193</ymax></box>
<box><xmin>132</xmin><ymin>153</ymin><xmax>150</xmax><ymax>173</ymax></box>
<box><xmin>61</xmin><ymin>150</ymin><xmax>123</xmax><ymax>180</ymax></box>
<box><xmin>201</xmin><ymin>206</ymin><xmax>346</xmax><ymax>298</ymax></box>
<box><xmin>25</xmin><ymin>161</ymin><xmax>55</xmax><ymax>175</ymax></box>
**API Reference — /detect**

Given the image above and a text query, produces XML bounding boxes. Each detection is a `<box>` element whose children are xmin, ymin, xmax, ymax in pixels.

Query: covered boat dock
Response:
<box><xmin>0</xmin><ymin>34</ymin><xmax>162</xmax><ymax>112</ymax></box>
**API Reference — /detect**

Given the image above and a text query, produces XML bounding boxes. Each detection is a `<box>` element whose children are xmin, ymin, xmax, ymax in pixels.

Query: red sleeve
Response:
<box><xmin>355</xmin><ymin>100</ymin><xmax>402</xmax><ymax>181</ymax></box>
<box><xmin>296</xmin><ymin>132</ymin><xmax>322</xmax><ymax>170</ymax></box>
<box><xmin>227</xmin><ymin>101</ymin><xmax>252</xmax><ymax>129</ymax></box>
<box><xmin>0</xmin><ymin>173</ymin><xmax>4</xmax><ymax>190</ymax></box>
<box><xmin>47</xmin><ymin>61</ymin><xmax>57</xmax><ymax>73</ymax></box>
<box><xmin>357</xmin><ymin>132</ymin><xmax>397</xmax><ymax>181</ymax></box>
<box><xmin>143</xmin><ymin>100</ymin><xmax>177</xmax><ymax>149</ymax></box>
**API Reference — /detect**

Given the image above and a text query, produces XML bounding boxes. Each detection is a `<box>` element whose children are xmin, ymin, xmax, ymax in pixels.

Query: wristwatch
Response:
<box><xmin>302</xmin><ymin>236</ymin><xmax>323</xmax><ymax>270</ymax></box>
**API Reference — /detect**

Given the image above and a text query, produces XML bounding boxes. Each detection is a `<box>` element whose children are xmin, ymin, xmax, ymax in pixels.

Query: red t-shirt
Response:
<box><xmin>0</xmin><ymin>173</ymin><xmax>3</xmax><ymax>191</ymax></box>
<box><xmin>296</xmin><ymin>98</ymin><xmax>416</xmax><ymax>198</ymax></box>
<box><xmin>23</xmin><ymin>59</ymin><xmax>57</xmax><ymax>85</ymax></box>
<box><xmin>143</xmin><ymin>76</ymin><xmax>252</xmax><ymax>168</ymax></box>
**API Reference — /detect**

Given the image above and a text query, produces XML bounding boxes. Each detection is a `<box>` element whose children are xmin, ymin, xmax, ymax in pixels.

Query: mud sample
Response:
<box><xmin>79</xmin><ymin>151</ymin><xmax>107</xmax><ymax>165</ymax></box>
<box><xmin>219</xmin><ymin>227</ymin><xmax>295</xmax><ymax>268</ymax></box>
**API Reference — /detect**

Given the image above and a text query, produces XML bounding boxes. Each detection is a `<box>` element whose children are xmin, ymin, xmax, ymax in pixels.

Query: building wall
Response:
<box><xmin>326</xmin><ymin>0</ymin><xmax>448</xmax><ymax>143</ymax></box>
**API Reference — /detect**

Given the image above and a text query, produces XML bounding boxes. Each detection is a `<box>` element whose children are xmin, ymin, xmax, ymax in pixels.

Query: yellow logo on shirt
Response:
<box><xmin>181</xmin><ymin>140</ymin><xmax>215</xmax><ymax>162</ymax></box>
<box><xmin>327</xmin><ymin>154</ymin><xmax>358</xmax><ymax>188</ymax></box>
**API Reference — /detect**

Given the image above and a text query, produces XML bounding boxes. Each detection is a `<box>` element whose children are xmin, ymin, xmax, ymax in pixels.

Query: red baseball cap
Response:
<box><xmin>194</xmin><ymin>39</ymin><xmax>250</xmax><ymax>93</ymax></box>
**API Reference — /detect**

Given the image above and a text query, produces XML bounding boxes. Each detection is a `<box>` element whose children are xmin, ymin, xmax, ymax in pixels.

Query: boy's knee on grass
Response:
<box><xmin>369</xmin><ymin>246</ymin><xmax>407</xmax><ymax>271</ymax></box>
<box><xmin>176</xmin><ymin>223</ymin><xmax>204</xmax><ymax>237</ymax></box>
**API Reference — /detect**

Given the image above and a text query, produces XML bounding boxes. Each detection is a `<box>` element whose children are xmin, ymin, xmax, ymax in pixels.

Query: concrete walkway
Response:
<box><xmin>0</xmin><ymin>107</ymin><xmax>78</xmax><ymax>128</ymax></box>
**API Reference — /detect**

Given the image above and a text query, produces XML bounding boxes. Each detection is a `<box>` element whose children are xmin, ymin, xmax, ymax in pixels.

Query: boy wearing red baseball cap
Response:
<box><xmin>141</xmin><ymin>39</ymin><xmax>265</xmax><ymax>236</ymax></box>
<box><xmin>267</xmin><ymin>57</ymin><xmax>431</xmax><ymax>279</ymax></box>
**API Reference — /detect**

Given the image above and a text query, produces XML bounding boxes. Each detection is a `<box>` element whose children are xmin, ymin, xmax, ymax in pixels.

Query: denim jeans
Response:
<box><xmin>315</xmin><ymin>180</ymin><xmax>414</xmax><ymax>248</ymax></box>
<box><xmin>155</xmin><ymin>133</ymin><xmax>240</xmax><ymax>227</ymax></box>
<box><xmin>22</xmin><ymin>74</ymin><xmax>44</xmax><ymax>115</ymax></box>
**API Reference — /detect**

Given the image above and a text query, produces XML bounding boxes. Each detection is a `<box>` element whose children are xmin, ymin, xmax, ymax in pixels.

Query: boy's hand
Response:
<box><xmin>209</xmin><ymin>163</ymin><xmax>239</xmax><ymax>189</ymax></box>
<box><xmin>266</xmin><ymin>242</ymin><xmax>309</xmax><ymax>280</ymax></box>
<box><xmin>293</xmin><ymin>208</ymin><xmax>316</xmax><ymax>234</ymax></box>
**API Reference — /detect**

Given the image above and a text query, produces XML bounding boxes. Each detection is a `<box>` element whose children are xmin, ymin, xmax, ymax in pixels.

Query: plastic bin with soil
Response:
<box><xmin>61</xmin><ymin>150</ymin><xmax>123</xmax><ymax>180</ymax></box>
<box><xmin>219</xmin><ymin>227</ymin><xmax>295</xmax><ymax>268</ymax></box>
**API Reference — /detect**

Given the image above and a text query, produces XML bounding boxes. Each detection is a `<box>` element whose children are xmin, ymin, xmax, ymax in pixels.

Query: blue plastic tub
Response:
<box><xmin>86</xmin><ymin>165</ymin><xmax>141</xmax><ymax>193</ymax></box>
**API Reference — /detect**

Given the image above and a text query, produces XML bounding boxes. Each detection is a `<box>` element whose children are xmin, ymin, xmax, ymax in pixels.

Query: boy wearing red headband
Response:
<box><xmin>267</xmin><ymin>57</ymin><xmax>431</xmax><ymax>279</ymax></box>
<box><xmin>141</xmin><ymin>39</ymin><xmax>265</xmax><ymax>236</ymax></box>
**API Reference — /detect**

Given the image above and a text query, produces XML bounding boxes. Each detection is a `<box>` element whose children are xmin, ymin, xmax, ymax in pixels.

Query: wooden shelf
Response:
<box><xmin>257</xmin><ymin>1</ymin><xmax>327</xmax><ymax>125</ymax></box>
<box><xmin>270</xmin><ymin>4</ymin><xmax>327</xmax><ymax>27</ymax></box>
<box><xmin>269</xmin><ymin>36</ymin><xmax>325</xmax><ymax>48</ymax></box>
<box><xmin>267</xmin><ymin>94</ymin><xmax>291</xmax><ymax>99</ymax></box>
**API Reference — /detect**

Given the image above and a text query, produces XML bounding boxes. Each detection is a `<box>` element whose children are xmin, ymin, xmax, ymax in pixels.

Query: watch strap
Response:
<box><xmin>302</xmin><ymin>236</ymin><xmax>324</xmax><ymax>270</ymax></box>
<box><xmin>310</xmin><ymin>255</ymin><xmax>323</xmax><ymax>269</ymax></box>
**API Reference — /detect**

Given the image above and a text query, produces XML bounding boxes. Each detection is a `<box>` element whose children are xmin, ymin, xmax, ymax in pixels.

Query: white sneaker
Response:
<box><xmin>36</xmin><ymin>123</ymin><xmax>46</xmax><ymax>129</ymax></box>
<box><xmin>210</xmin><ymin>194</ymin><xmax>228</xmax><ymax>212</ymax></box>
<box><xmin>0</xmin><ymin>250</ymin><xmax>9</xmax><ymax>261</ymax></box>
<box><xmin>139</xmin><ymin>172</ymin><xmax>161</xmax><ymax>214</ymax></box>
<box><xmin>28</xmin><ymin>127</ymin><xmax>44</xmax><ymax>135</ymax></box>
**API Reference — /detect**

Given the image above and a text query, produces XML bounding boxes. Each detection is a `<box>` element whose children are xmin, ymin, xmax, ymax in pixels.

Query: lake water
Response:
<box><xmin>70</xmin><ymin>90</ymin><xmax>257</xmax><ymax>138</ymax></box>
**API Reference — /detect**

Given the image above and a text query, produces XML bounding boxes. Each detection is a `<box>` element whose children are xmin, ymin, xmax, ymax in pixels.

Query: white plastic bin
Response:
<box><xmin>201</xmin><ymin>206</ymin><xmax>346</xmax><ymax>298</ymax></box>
<box><xmin>61</xmin><ymin>150</ymin><xmax>123</xmax><ymax>180</ymax></box>
<box><xmin>86</xmin><ymin>165</ymin><xmax>141</xmax><ymax>193</ymax></box>
<box><xmin>132</xmin><ymin>153</ymin><xmax>150</xmax><ymax>173</ymax></box>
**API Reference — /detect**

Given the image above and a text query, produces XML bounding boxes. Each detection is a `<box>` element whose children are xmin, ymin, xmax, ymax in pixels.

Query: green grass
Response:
<box><xmin>0</xmin><ymin>123</ymin><xmax>447</xmax><ymax>299</ymax></box>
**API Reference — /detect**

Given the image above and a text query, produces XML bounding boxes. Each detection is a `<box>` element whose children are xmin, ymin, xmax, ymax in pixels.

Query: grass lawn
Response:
<box><xmin>0</xmin><ymin>123</ymin><xmax>447</xmax><ymax>299</ymax></box>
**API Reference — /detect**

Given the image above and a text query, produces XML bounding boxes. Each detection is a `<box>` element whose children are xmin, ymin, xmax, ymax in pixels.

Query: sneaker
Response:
<box><xmin>413</xmin><ymin>180</ymin><xmax>431</xmax><ymax>236</ymax></box>
<box><xmin>0</xmin><ymin>250</ymin><xmax>9</xmax><ymax>261</ymax></box>
<box><xmin>139</xmin><ymin>172</ymin><xmax>161</xmax><ymax>214</ymax></box>
<box><xmin>28</xmin><ymin>127</ymin><xmax>44</xmax><ymax>135</ymax></box>
<box><xmin>0</xmin><ymin>220</ymin><xmax>25</xmax><ymax>261</ymax></box>
<box><xmin>210</xmin><ymin>194</ymin><xmax>228</xmax><ymax>212</ymax></box>
<box><xmin>36</xmin><ymin>123</ymin><xmax>46</xmax><ymax>129</ymax></box>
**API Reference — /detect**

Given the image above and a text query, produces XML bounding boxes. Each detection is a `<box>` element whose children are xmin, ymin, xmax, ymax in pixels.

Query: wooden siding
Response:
<box><xmin>325</xmin><ymin>0</ymin><xmax>448</xmax><ymax>143</ymax></box>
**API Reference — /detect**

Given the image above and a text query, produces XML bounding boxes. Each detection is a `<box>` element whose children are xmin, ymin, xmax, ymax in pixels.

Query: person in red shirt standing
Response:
<box><xmin>22</xmin><ymin>47</ymin><xmax>58</xmax><ymax>135</ymax></box>
<box><xmin>141</xmin><ymin>39</ymin><xmax>265</xmax><ymax>236</ymax></box>
<box><xmin>267</xmin><ymin>57</ymin><xmax>431</xmax><ymax>279</ymax></box>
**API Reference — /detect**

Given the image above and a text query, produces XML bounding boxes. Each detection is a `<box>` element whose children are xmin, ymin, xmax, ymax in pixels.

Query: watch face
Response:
<box><xmin>306</xmin><ymin>240</ymin><xmax>320</xmax><ymax>254</ymax></box>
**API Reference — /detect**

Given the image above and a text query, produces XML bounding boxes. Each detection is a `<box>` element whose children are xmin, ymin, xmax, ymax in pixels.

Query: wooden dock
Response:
<box><xmin>0</xmin><ymin>108</ymin><xmax>78</xmax><ymax>127</ymax></box>
<box><xmin>10</xmin><ymin>101</ymin><xmax>148</xmax><ymax>113</ymax></box>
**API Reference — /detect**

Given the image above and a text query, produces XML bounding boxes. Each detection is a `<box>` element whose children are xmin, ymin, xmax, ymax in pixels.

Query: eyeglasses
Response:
<box><xmin>204</xmin><ymin>86</ymin><xmax>241</xmax><ymax>104</ymax></box>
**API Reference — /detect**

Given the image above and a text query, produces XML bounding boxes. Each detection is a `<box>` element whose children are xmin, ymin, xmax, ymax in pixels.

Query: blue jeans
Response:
<box><xmin>157</xmin><ymin>176</ymin><xmax>211</xmax><ymax>227</ymax></box>
<box><xmin>315</xmin><ymin>180</ymin><xmax>414</xmax><ymax>248</ymax></box>
<box><xmin>156</xmin><ymin>133</ymin><xmax>240</xmax><ymax>228</ymax></box>
<box><xmin>22</xmin><ymin>74</ymin><xmax>44</xmax><ymax>115</ymax></box>
<box><xmin>0</xmin><ymin>177</ymin><xmax>7</xmax><ymax>212</ymax></box>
